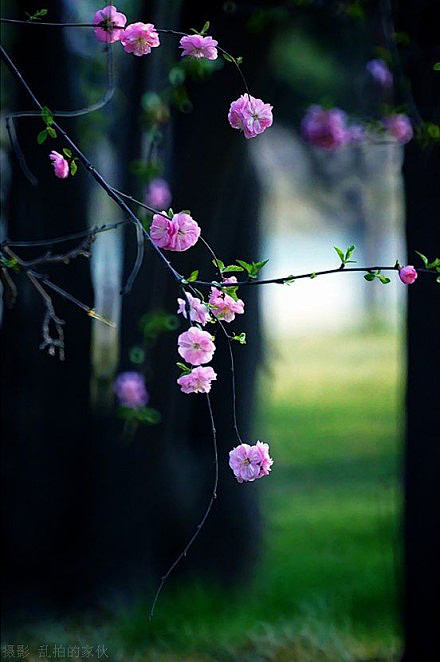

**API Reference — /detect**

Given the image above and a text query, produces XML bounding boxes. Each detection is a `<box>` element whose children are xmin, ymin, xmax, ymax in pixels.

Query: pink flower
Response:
<box><xmin>178</xmin><ymin>327</ymin><xmax>215</xmax><ymax>365</ymax></box>
<box><xmin>150</xmin><ymin>211</ymin><xmax>200</xmax><ymax>252</ymax></box>
<box><xmin>229</xmin><ymin>441</ymin><xmax>273</xmax><ymax>483</ymax></box>
<box><xmin>113</xmin><ymin>371</ymin><xmax>149</xmax><ymax>408</ymax></box>
<box><xmin>209</xmin><ymin>286</ymin><xmax>244</xmax><ymax>323</ymax></box>
<box><xmin>228</xmin><ymin>94</ymin><xmax>273</xmax><ymax>139</ymax></box>
<box><xmin>301</xmin><ymin>105</ymin><xmax>350</xmax><ymax>149</ymax></box>
<box><xmin>179</xmin><ymin>34</ymin><xmax>218</xmax><ymax>60</ymax></box>
<box><xmin>177</xmin><ymin>366</ymin><xmax>217</xmax><ymax>394</ymax></box>
<box><xmin>366</xmin><ymin>59</ymin><xmax>393</xmax><ymax>88</ymax></box>
<box><xmin>399</xmin><ymin>265</ymin><xmax>418</xmax><ymax>284</ymax></box>
<box><xmin>121</xmin><ymin>22</ymin><xmax>160</xmax><ymax>56</ymax></box>
<box><xmin>177</xmin><ymin>293</ymin><xmax>211</xmax><ymax>326</ymax></box>
<box><xmin>93</xmin><ymin>5</ymin><xmax>127</xmax><ymax>43</ymax></box>
<box><xmin>383</xmin><ymin>114</ymin><xmax>413</xmax><ymax>144</ymax></box>
<box><xmin>49</xmin><ymin>151</ymin><xmax>69</xmax><ymax>179</ymax></box>
<box><xmin>145</xmin><ymin>178</ymin><xmax>172</xmax><ymax>209</ymax></box>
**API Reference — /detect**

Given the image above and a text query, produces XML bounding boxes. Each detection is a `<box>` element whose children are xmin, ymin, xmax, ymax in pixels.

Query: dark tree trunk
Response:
<box><xmin>398</xmin><ymin>1</ymin><xmax>440</xmax><ymax>658</ymax></box>
<box><xmin>1</xmin><ymin>2</ymin><xmax>94</xmax><ymax>617</ymax></box>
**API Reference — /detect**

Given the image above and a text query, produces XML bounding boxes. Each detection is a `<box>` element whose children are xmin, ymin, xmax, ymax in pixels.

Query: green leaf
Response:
<box><xmin>436</xmin><ymin>276</ymin><xmax>440</xmax><ymax>284</ymax></box>
<box><xmin>201</xmin><ymin>20</ymin><xmax>210</xmax><ymax>34</ymax></box>
<box><xmin>283</xmin><ymin>276</ymin><xmax>295</xmax><ymax>284</ymax></box>
<box><xmin>212</xmin><ymin>258</ymin><xmax>225</xmax><ymax>272</ymax></box>
<box><xmin>344</xmin><ymin>244</ymin><xmax>356</xmax><ymax>262</ymax></box>
<box><xmin>70</xmin><ymin>160</ymin><xmax>78</xmax><ymax>176</ymax></box>
<box><xmin>187</xmin><ymin>270</ymin><xmax>199</xmax><ymax>283</ymax></box>
<box><xmin>222</xmin><ymin>53</ymin><xmax>234</xmax><ymax>63</ymax></box>
<box><xmin>236</xmin><ymin>56</ymin><xmax>243</xmax><ymax>65</ymax></box>
<box><xmin>176</xmin><ymin>362</ymin><xmax>192</xmax><ymax>375</ymax></box>
<box><xmin>46</xmin><ymin>126</ymin><xmax>57</xmax><ymax>139</ymax></box>
<box><xmin>378</xmin><ymin>274</ymin><xmax>391</xmax><ymax>284</ymax></box>
<box><xmin>41</xmin><ymin>105</ymin><xmax>53</xmax><ymax>126</ymax></box>
<box><xmin>415</xmin><ymin>250</ymin><xmax>429</xmax><ymax>267</ymax></box>
<box><xmin>310</xmin><ymin>272</ymin><xmax>317</xmax><ymax>279</ymax></box>
<box><xmin>334</xmin><ymin>246</ymin><xmax>345</xmax><ymax>262</ymax></box>
<box><xmin>433</xmin><ymin>62</ymin><xmax>440</xmax><ymax>71</ymax></box>
<box><xmin>222</xmin><ymin>265</ymin><xmax>244</xmax><ymax>273</ymax></box>
<box><xmin>428</xmin><ymin>258</ymin><xmax>440</xmax><ymax>269</ymax></box>
<box><xmin>63</xmin><ymin>148</ymin><xmax>72</xmax><ymax>158</ymax></box>
<box><xmin>364</xmin><ymin>273</ymin><xmax>376</xmax><ymax>281</ymax></box>
<box><xmin>37</xmin><ymin>129</ymin><xmax>47</xmax><ymax>144</ymax></box>
<box><xmin>232</xmin><ymin>332</ymin><xmax>246</xmax><ymax>345</ymax></box>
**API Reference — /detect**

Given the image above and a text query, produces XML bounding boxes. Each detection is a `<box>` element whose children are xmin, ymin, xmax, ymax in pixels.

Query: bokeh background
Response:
<box><xmin>1</xmin><ymin>1</ymin><xmax>438</xmax><ymax>660</ymax></box>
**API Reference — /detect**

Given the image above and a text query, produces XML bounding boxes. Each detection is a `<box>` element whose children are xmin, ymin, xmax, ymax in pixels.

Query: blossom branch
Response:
<box><xmin>149</xmin><ymin>392</ymin><xmax>218</xmax><ymax>619</ymax></box>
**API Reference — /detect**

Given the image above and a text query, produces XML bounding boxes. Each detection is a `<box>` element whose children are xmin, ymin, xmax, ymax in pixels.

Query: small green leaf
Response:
<box><xmin>378</xmin><ymin>274</ymin><xmax>391</xmax><ymax>284</ymax></box>
<box><xmin>334</xmin><ymin>246</ymin><xmax>345</xmax><ymax>262</ymax></box>
<box><xmin>222</xmin><ymin>265</ymin><xmax>244</xmax><ymax>273</ymax></box>
<box><xmin>46</xmin><ymin>126</ymin><xmax>57</xmax><ymax>138</ymax></box>
<box><xmin>63</xmin><ymin>148</ymin><xmax>72</xmax><ymax>158</ymax></box>
<box><xmin>201</xmin><ymin>20</ymin><xmax>210</xmax><ymax>34</ymax></box>
<box><xmin>428</xmin><ymin>258</ymin><xmax>440</xmax><ymax>269</ymax></box>
<box><xmin>436</xmin><ymin>276</ymin><xmax>440</xmax><ymax>284</ymax></box>
<box><xmin>37</xmin><ymin>129</ymin><xmax>48</xmax><ymax>144</ymax></box>
<box><xmin>41</xmin><ymin>105</ymin><xmax>53</xmax><ymax>126</ymax></box>
<box><xmin>310</xmin><ymin>272</ymin><xmax>317</xmax><ymax>279</ymax></box>
<box><xmin>283</xmin><ymin>276</ymin><xmax>295</xmax><ymax>284</ymax></box>
<box><xmin>187</xmin><ymin>270</ymin><xmax>199</xmax><ymax>283</ymax></box>
<box><xmin>415</xmin><ymin>250</ymin><xmax>429</xmax><ymax>267</ymax></box>
<box><xmin>212</xmin><ymin>258</ymin><xmax>225</xmax><ymax>272</ymax></box>
<box><xmin>433</xmin><ymin>62</ymin><xmax>440</xmax><ymax>71</ymax></box>
<box><xmin>232</xmin><ymin>332</ymin><xmax>246</xmax><ymax>345</ymax></box>
<box><xmin>236</xmin><ymin>56</ymin><xmax>243</xmax><ymax>65</ymax></box>
<box><xmin>167</xmin><ymin>208</ymin><xmax>174</xmax><ymax>217</ymax></box>
<box><xmin>364</xmin><ymin>273</ymin><xmax>376</xmax><ymax>281</ymax></box>
<box><xmin>345</xmin><ymin>244</ymin><xmax>356</xmax><ymax>262</ymax></box>
<box><xmin>223</xmin><ymin>53</ymin><xmax>234</xmax><ymax>63</ymax></box>
<box><xmin>176</xmin><ymin>362</ymin><xmax>192</xmax><ymax>375</ymax></box>
<box><xmin>70</xmin><ymin>160</ymin><xmax>78</xmax><ymax>176</ymax></box>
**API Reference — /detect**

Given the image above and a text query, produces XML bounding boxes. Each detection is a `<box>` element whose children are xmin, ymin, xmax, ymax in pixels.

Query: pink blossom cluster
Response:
<box><xmin>179</xmin><ymin>34</ymin><xmax>218</xmax><ymax>60</ymax></box>
<box><xmin>399</xmin><ymin>265</ymin><xmax>418</xmax><ymax>284</ymax></box>
<box><xmin>177</xmin><ymin>293</ymin><xmax>211</xmax><ymax>326</ymax></box>
<box><xmin>209</xmin><ymin>277</ymin><xmax>245</xmax><ymax>322</ymax></box>
<box><xmin>228</xmin><ymin>94</ymin><xmax>273</xmax><ymax>139</ymax></box>
<box><xmin>145</xmin><ymin>179</ymin><xmax>172</xmax><ymax>210</ymax></box>
<box><xmin>177</xmin><ymin>366</ymin><xmax>217</xmax><ymax>394</ymax></box>
<box><xmin>93</xmin><ymin>6</ymin><xmax>160</xmax><ymax>56</ymax></box>
<box><xmin>49</xmin><ymin>151</ymin><xmax>69</xmax><ymax>179</ymax></box>
<box><xmin>229</xmin><ymin>441</ymin><xmax>273</xmax><ymax>483</ymax></box>
<box><xmin>113</xmin><ymin>371</ymin><xmax>149</xmax><ymax>408</ymax></box>
<box><xmin>150</xmin><ymin>211</ymin><xmax>200</xmax><ymax>251</ymax></box>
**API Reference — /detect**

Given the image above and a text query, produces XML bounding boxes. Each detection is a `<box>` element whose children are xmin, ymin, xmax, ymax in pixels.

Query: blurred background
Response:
<box><xmin>1</xmin><ymin>1</ymin><xmax>438</xmax><ymax>660</ymax></box>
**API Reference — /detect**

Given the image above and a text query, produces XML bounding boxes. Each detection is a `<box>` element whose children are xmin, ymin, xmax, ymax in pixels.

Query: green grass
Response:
<box><xmin>6</xmin><ymin>330</ymin><xmax>404</xmax><ymax>661</ymax></box>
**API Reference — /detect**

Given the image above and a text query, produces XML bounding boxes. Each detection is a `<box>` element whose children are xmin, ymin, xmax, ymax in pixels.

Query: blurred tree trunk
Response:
<box><xmin>398</xmin><ymin>1</ymin><xmax>440</xmax><ymax>658</ymax></box>
<box><xmin>1</xmin><ymin>1</ymin><xmax>94</xmax><ymax>614</ymax></box>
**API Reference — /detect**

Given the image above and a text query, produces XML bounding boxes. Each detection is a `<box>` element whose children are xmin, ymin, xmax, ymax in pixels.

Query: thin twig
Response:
<box><xmin>149</xmin><ymin>392</ymin><xmax>218</xmax><ymax>620</ymax></box>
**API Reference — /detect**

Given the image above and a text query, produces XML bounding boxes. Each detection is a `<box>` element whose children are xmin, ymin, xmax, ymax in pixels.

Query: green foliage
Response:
<box><xmin>41</xmin><ymin>105</ymin><xmax>54</xmax><ymax>126</ymax></box>
<box><xmin>70</xmin><ymin>160</ymin><xmax>78</xmax><ymax>176</ymax></box>
<box><xmin>232</xmin><ymin>332</ymin><xmax>246</xmax><ymax>345</ymax></box>
<box><xmin>129</xmin><ymin>346</ymin><xmax>145</xmax><ymax>365</ymax></box>
<box><xmin>139</xmin><ymin>310</ymin><xmax>179</xmax><ymax>343</ymax></box>
<box><xmin>416</xmin><ymin>251</ymin><xmax>440</xmax><ymax>282</ymax></box>
<box><xmin>236</xmin><ymin>258</ymin><xmax>269</xmax><ymax>279</ymax></box>
<box><xmin>334</xmin><ymin>244</ymin><xmax>356</xmax><ymax>266</ymax></box>
<box><xmin>118</xmin><ymin>405</ymin><xmax>161</xmax><ymax>424</ymax></box>
<box><xmin>364</xmin><ymin>270</ymin><xmax>390</xmax><ymax>284</ymax></box>
<box><xmin>434</xmin><ymin>63</ymin><xmax>440</xmax><ymax>71</ymax></box>
<box><xmin>25</xmin><ymin>8</ymin><xmax>48</xmax><ymax>21</ymax></box>
<box><xmin>0</xmin><ymin>256</ymin><xmax>20</xmax><ymax>272</ymax></box>
<box><xmin>176</xmin><ymin>362</ymin><xmax>192</xmax><ymax>375</ymax></box>
<box><xmin>37</xmin><ymin>129</ymin><xmax>47</xmax><ymax>144</ymax></box>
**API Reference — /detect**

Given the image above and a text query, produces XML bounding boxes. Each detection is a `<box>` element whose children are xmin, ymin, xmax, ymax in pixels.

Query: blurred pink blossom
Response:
<box><xmin>301</xmin><ymin>105</ymin><xmax>350</xmax><ymax>149</ymax></box>
<box><xmin>49</xmin><ymin>151</ymin><xmax>69</xmax><ymax>179</ymax></box>
<box><xmin>228</xmin><ymin>94</ymin><xmax>273</xmax><ymax>139</ymax></box>
<box><xmin>177</xmin><ymin>293</ymin><xmax>211</xmax><ymax>326</ymax></box>
<box><xmin>146</xmin><ymin>179</ymin><xmax>172</xmax><ymax>209</ymax></box>
<box><xmin>114</xmin><ymin>371</ymin><xmax>149</xmax><ymax>408</ymax></box>
<box><xmin>229</xmin><ymin>441</ymin><xmax>273</xmax><ymax>483</ymax></box>
<box><xmin>93</xmin><ymin>5</ymin><xmax>127</xmax><ymax>43</ymax></box>
<box><xmin>366</xmin><ymin>59</ymin><xmax>393</xmax><ymax>88</ymax></box>
<box><xmin>383</xmin><ymin>114</ymin><xmax>413</xmax><ymax>144</ymax></box>
<box><xmin>121</xmin><ymin>22</ymin><xmax>160</xmax><ymax>56</ymax></box>
<box><xmin>179</xmin><ymin>34</ymin><xmax>218</xmax><ymax>60</ymax></box>
<box><xmin>178</xmin><ymin>328</ymin><xmax>215</xmax><ymax>365</ymax></box>
<box><xmin>177</xmin><ymin>366</ymin><xmax>217</xmax><ymax>394</ymax></box>
<box><xmin>399</xmin><ymin>265</ymin><xmax>418</xmax><ymax>284</ymax></box>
